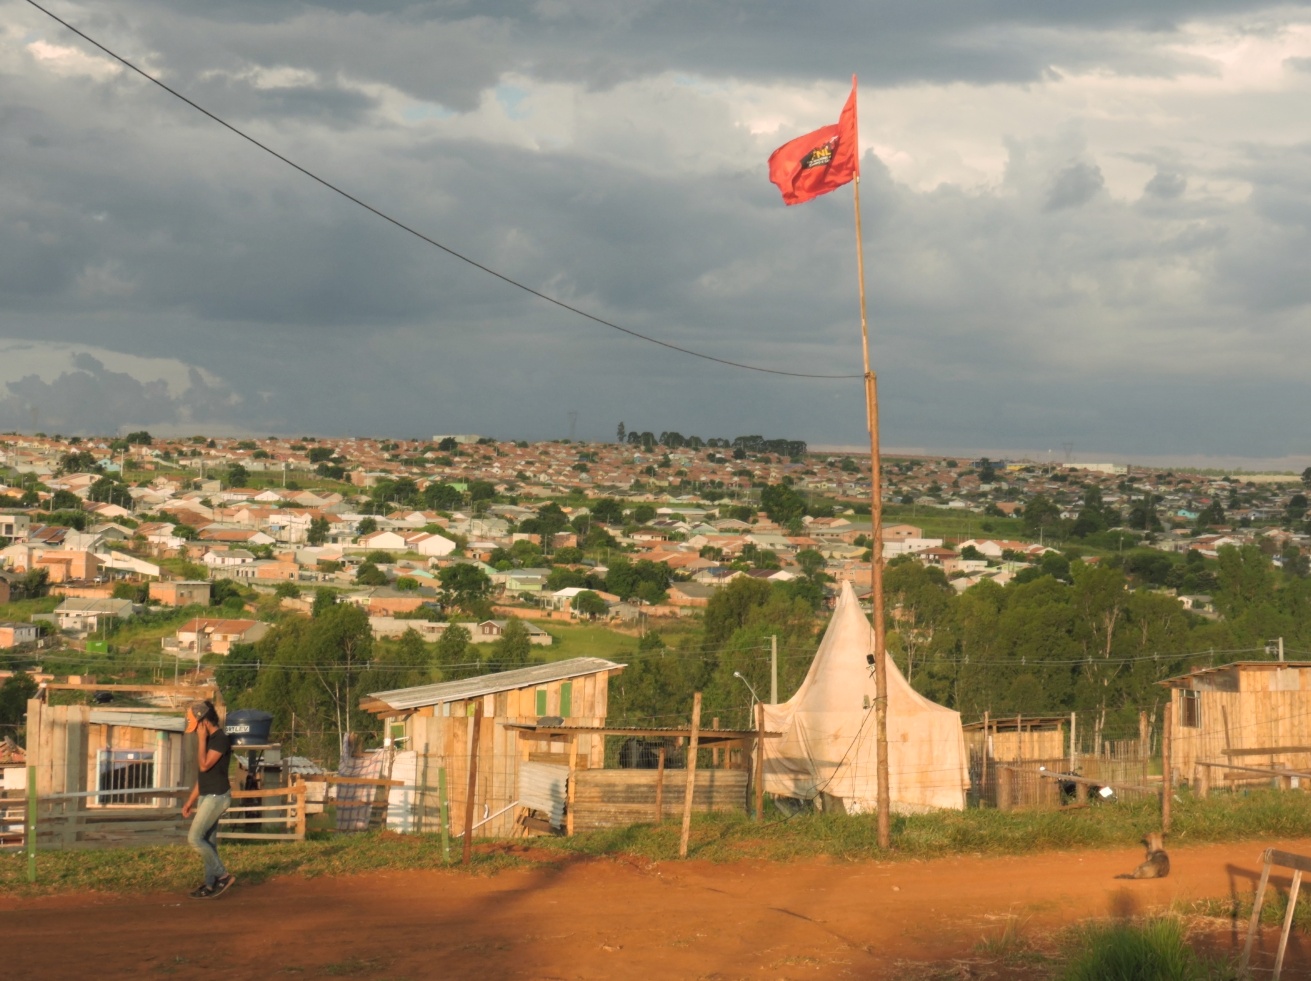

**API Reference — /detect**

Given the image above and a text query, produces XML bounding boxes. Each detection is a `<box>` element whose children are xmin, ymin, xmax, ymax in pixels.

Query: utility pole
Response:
<box><xmin>770</xmin><ymin>635</ymin><xmax>778</xmax><ymax>705</ymax></box>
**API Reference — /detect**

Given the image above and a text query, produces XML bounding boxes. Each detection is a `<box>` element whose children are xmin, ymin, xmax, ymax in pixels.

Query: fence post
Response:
<box><xmin>462</xmin><ymin>701</ymin><xmax>483</xmax><ymax>865</ymax></box>
<box><xmin>679</xmin><ymin>692</ymin><xmax>702</xmax><ymax>859</ymax></box>
<box><xmin>294</xmin><ymin>780</ymin><xmax>307</xmax><ymax>840</ymax></box>
<box><xmin>26</xmin><ymin>764</ymin><xmax>37</xmax><ymax>884</ymax></box>
<box><xmin>754</xmin><ymin>701</ymin><xmax>765</xmax><ymax>822</ymax></box>
<box><xmin>1161</xmin><ymin>701</ymin><xmax>1173</xmax><ymax>833</ymax></box>
<box><xmin>437</xmin><ymin>766</ymin><xmax>451</xmax><ymax>863</ymax></box>
<box><xmin>654</xmin><ymin>746</ymin><xmax>666</xmax><ymax>824</ymax></box>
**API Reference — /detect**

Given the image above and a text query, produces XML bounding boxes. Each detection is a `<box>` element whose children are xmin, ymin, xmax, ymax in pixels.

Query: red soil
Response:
<box><xmin>5</xmin><ymin>838</ymin><xmax>1311</xmax><ymax>980</ymax></box>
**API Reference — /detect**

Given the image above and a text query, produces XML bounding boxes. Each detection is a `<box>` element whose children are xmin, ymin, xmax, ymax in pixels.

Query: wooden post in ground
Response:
<box><xmin>565</xmin><ymin>735</ymin><xmax>579</xmax><ymax>837</ymax></box>
<box><xmin>462</xmin><ymin>700</ymin><xmax>483</xmax><ymax>865</ymax></box>
<box><xmin>1069</xmin><ymin>711</ymin><xmax>1077</xmax><ymax>772</ymax></box>
<box><xmin>1278</xmin><ymin>869</ymin><xmax>1304</xmax><ymax>979</ymax></box>
<box><xmin>711</xmin><ymin>718</ymin><xmax>720</xmax><ymax>768</ymax></box>
<box><xmin>437</xmin><ymin>766</ymin><xmax>451</xmax><ymax>863</ymax></box>
<box><xmin>755</xmin><ymin>702</ymin><xmax>765</xmax><ymax>822</ymax></box>
<box><xmin>997</xmin><ymin>766</ymin><xmax>1013</xmax><ymax>812</ymax></box>
<box><xmin>1161</xmin><ymin>700</ymin><xmax>1173</xmax><ymax>834</ymax></box>
<box><xmin>293</xmin><ymin>780</ymin><xmax>307</xmax><ymax>840</ymax></box>
<box><xmin>26</xmin><ymin>764</ymin><xmax>37</xmax><ymax>883</ymax></box>
<box><xmin>981</xmin><ymin>710</ymin><xmax>990</xmax><ymax>806</ymax></box>
<box><xmin>654</xmin><ymin>745</ymin><xmax>666</xmax><ymax>824</ymax></box>
<box><xmin>679</xmin><ymin>692</ymin><xmax>702</xmax><ymax>859</ymax></box>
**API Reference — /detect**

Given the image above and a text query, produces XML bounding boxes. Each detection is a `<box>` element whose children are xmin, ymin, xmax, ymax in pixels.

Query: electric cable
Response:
<box><xmin>22</xmin><ymin>0</ymin><xmax>864</xmax><ymax>381</ymax></box>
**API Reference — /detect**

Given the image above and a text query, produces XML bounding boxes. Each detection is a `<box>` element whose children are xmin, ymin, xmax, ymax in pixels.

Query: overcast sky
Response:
<box><xmin>3</xmin><ymin>1</ymin><xmax>1311</xmax><ymax>468</ymax></box>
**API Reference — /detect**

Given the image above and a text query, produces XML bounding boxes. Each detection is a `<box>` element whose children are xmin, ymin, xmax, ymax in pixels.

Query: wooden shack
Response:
<box><xmin>26</xmin><ymin>691</ymin><xmax>219</xmax><ymax>802</ymax></box>
<box><xmin>963</xmin><ymin>716</ymin><xmax>1067</xmax><ymax>763</ymax></box>
<box><xmin>1162</xmin><ymin>661</ymin><xmax>1311</xmax><ymax>787</ymax></box>
<box><xmin>359</xmin><ymin>657</ymin><xmax>625</xmax><ymax>837</ymax></box>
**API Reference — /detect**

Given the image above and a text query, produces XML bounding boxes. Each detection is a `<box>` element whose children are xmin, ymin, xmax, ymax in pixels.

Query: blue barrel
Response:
<box><xmin>225</xmin><ymin>709</ymin><xmax>274</xmax><ymax>746</ymax></box>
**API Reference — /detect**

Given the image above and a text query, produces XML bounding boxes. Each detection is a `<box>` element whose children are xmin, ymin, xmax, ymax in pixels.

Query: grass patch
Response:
<box><xmin>0</xmin><ymin>596</ymin><xmax>60</xmax><ymax>622</ymax></box>
<box><xmin>4</xmin><ymin>788</ymin><xmax>1309</xmax><ymax>898</ymax></box>
<box><xmin>880</xmin><ymin>504</ymin><xmax>1028</xmax><ymax>543</ymax></box>
<box><xmin>1058</xmin><ymin>917</ymin><xmax>1237</xmax><ymax>981</ymax></box>
<box><xmin>1180</xmin><ymin>885</ymin><xmax>1311</xmax><ymax>935</ymax></box>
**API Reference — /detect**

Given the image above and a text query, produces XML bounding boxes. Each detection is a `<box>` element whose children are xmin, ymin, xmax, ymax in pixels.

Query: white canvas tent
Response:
<box><xmin>762</xmin><ymin>580</ymin><xmax>967</xmax><ymax>812</ymax></box>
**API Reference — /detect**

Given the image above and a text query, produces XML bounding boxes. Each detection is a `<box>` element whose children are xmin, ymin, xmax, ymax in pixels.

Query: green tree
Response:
<box><xmin>884</xmin><ymin>559</ymin><xmax>955</xmax><ymax>683</ymax></box>
<box><xmin>59</xmin><ymin>450</ymin><xmax>99</xmax><ymax>473</ymax></box>
<box><xmin>492</xmin><ymin>617</ymin><xmax>533</xmax><ymax>671</ymax></box>
<box><xmin>791</xmin><ymin>548</ymin><xmax>823</xmax><ymax>579</ymax></box>
<box><xmin>227</xmin><ymin>463</ymin><xmax>250</xmax><ymax>487</ymax></box>
<box><xmin>0</xmin><ymin>672</ymin><xmax>38</xmax><ymax>737</ymax></box>
<box><xmin>356</xmin><ymin>562</ymin><xmax>389</xmax><ymax>586</ymax></box>
<box><xmin>434</xmin><ymin>624</ymin><xmax>473</xmax><ymax>674</ymax></box>
<box><xmin>274</xmin><ymin>581</ymin><xmax>300</xmax><ymax>599</ymax></box>
<box><xmin>1022</xmin><ymin>494</ymin><xmax>1062</xmax><ymax>538</ymax></box>
<box><xmin>703</xmin><ymin>576</ymin><xmax>774</xmax><ymax>646</ymax></box>
<box><xmin>307</xmin><ymin>516</ymin><xmax>331</xmax><ymax>546</ymax></box>
<box><xmin>438</xmin><ymin>563</ymin><xmax>493</xmax><ymax>613</ymax></box>
<box><xmin>760</xmin><ymin>483</ymin><xmax>806</xmax><ymax>525</ymax></box>
<box><xmin>590</xmin><ymin>498</ymin><xmax>624</xmax><ymax>525</ymax></box>
<box><xmin>312</xmin><ymin>587</ymin><xmax>337</xmax><ymax>618</ymax></box>
<box><xmin>573</xmin><ymin>590</ymin><xmax>609</xmax><ymax>619</ymax></box>
<box><xmin>88</xmin><ymin>476</ymin><xmax>132</xmax><ymax>508</ymax></box>
<box><xmin>357</xmin><ymin>516</ymin><xmax>378</xmax><ymax>535</ymax></box>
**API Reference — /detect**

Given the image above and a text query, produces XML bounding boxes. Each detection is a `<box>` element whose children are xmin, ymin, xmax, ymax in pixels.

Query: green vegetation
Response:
<box><xmin>4</xmin><ymin>789</ymin><xmax>1309</xmax><ymax>899</ymax></box>
<box><xmin>1058</xmin><ymin>917</ymin><xmax>1232</xmax><ymax>981</ymax></box>
<box><xmin>880</xmin><ymin>503</ymin><xmax>1027</xmax><ymax>541</ymax></box>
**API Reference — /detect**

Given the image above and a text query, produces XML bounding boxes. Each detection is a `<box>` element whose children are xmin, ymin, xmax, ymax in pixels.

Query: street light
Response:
<box><xmin>733</xmin><ymin>670</ymin><xmax>761</xmax><ymax>707</ymax></box>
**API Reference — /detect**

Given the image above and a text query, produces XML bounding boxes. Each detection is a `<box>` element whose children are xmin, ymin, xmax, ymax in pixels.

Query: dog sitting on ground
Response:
<box><xmin>1115</xmin><ymin>831</ymin><xmax>1170</xmax><ymax>879</ymax></box>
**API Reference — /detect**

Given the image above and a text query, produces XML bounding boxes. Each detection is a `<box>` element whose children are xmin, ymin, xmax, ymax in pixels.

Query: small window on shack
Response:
<box><xmin>559</xmin><ymin>681</ymin><xmax>573</xmax><ymax>718</ymax></box>
<box><xmin>535</xmin><ymin>688</ymin><xmax>548</xmax><ymax>716</ymax></box>
<box><xmin>96</xmin><ymin>749</ymin><xmax>155</xmax><ymax>806</ymax></box>
<box><xmin>1180</xmin><ymin>689</ymin><xmax>1200</xmax><ymax>729</ymax></box>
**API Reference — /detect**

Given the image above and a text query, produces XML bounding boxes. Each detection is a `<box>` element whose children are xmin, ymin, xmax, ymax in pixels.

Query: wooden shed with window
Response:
<box><xmin>1161</xmin><ymin>661</ymin><xmax>1311</xmax><ymax>786</ymax></box>
<box><xmin>359</xmin><ymin>657</ymin><xmax>625</xmax><ymax>837</ymax></box>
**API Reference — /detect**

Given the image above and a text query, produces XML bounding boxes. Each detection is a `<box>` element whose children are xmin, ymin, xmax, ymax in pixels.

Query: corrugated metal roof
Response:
<box><xmin>365</xmin><ymin>656</ymin><xmax>626</xmax><ymax>712</ymax></box>
<box><xmin>89</xmin><ymin>710</ymin><xmax>186</xmax><ymax>732</ymax></box>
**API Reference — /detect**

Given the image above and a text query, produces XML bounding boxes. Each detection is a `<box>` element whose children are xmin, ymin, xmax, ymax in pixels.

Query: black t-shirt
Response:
<box><xmin>197</xmin><ymin>727</ymin><xmax>233</xmax><ymax>796</ymax></box>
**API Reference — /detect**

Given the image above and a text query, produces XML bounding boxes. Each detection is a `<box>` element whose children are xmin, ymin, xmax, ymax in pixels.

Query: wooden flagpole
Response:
<box><xmin>852</xmin><ymin>120</ymin><xmax>891</xmax><ymax>849</ymax></box>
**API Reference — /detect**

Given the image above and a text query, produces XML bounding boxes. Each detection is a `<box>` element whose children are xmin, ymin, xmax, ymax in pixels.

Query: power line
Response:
<box><xmin>22</xmin><ymin>0</ymin><xmax>863</xmax><ymax>382</ymax></box>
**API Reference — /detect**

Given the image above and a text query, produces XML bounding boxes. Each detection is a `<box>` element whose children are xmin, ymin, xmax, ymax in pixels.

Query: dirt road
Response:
<box><xmin>5</xmin><ymin>838</ymin><xmax>1310</xmax><ymax>980</ymax></box>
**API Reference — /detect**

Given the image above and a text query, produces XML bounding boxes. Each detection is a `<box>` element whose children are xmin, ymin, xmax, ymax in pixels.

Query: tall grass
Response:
<box><xmin>1059</xmin><ymin>918</ymin><xmax>1236</xmax><ymax>981</ymax></box>
<box><xmin>3</xmin><ymin>788</ymin><xmax>1309</xmax><ymax>897</ymax></box>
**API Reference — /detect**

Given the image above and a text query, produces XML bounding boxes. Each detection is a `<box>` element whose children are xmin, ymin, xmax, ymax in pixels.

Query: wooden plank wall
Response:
<box><xmin>400</xmin><ymin>668</ymin><xmax>616</xmax><ymax>837</ymax></box>
<box><xmin>1171</xmin><ymin>686</ymin><xmax>1311</xmax><ymax>780</ymax></box>
<box><xmin>571</xmin><ymin>769</ymin><xmax>748</xmax><ymax>832</ymax></box>
<box><xmin>964</xmin><ymin>726</ymin><xmax>1065</xmax><ymax>763</ymax></box>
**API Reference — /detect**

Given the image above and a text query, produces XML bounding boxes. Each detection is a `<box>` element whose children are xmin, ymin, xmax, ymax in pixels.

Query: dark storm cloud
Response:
<box><xmin>1043</xmin><ymin>161</ymin><xmax>1106</xmax><ymax>211</ymax></box>
<box><xmin>1142</xmin><ymin>171</ymin><xmax>1187</xmax><ymax>200</ymax></box>
<box><xmin>4</xmin><ymin>0</ymin><xmax>1311</xmax><ymax>458</ymax></box>
<box><xmin>0</xmin><ymin>352</ymin><xmax>239</xmax><ymax>434</ymax></box>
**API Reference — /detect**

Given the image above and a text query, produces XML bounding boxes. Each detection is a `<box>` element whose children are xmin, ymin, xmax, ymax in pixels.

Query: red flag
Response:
<box><xmin>767</xmin><ymin>80</ymin><xmax>859</xmax><ymax>206</ymax></box>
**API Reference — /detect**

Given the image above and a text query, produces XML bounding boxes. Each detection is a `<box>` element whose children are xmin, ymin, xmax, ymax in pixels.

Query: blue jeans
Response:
<box><xmin>187</xmin><ymin>793</ymin><xmax>230</xmax><ymax>886</ymax></box>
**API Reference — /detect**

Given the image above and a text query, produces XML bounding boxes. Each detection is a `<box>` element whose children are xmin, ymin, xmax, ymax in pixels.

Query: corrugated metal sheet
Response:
<box><xmin>88</xmin><ymin>710</ymin><xmax>186</xmax><ymax>732</ymax></box>
<box><xmin>519</xmin><ymin>761</ymin><xmax>568</xmax><ymax>828</ymax></box>
<box><xmin>366</xmin><ymin>657</ymin><xmax>625</xmax><ymax>712</ymax></box>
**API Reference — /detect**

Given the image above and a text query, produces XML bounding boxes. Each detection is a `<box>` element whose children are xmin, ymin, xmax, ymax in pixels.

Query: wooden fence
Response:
<box><xmin>570</xmin><ymin>768</ymin><xmax>748</xmax><ymax>832</ymax></box>
<box><xmin>2</xmin><ymin>781</ymin><xmax>307</xmax><ymax>852</ymax></box>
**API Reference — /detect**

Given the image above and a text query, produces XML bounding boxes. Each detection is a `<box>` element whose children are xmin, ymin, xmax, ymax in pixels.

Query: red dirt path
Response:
<box><xmin>5</xmin><ymin>838</ymin><xmax>1311</xmax><ymax>980</ymax></box>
